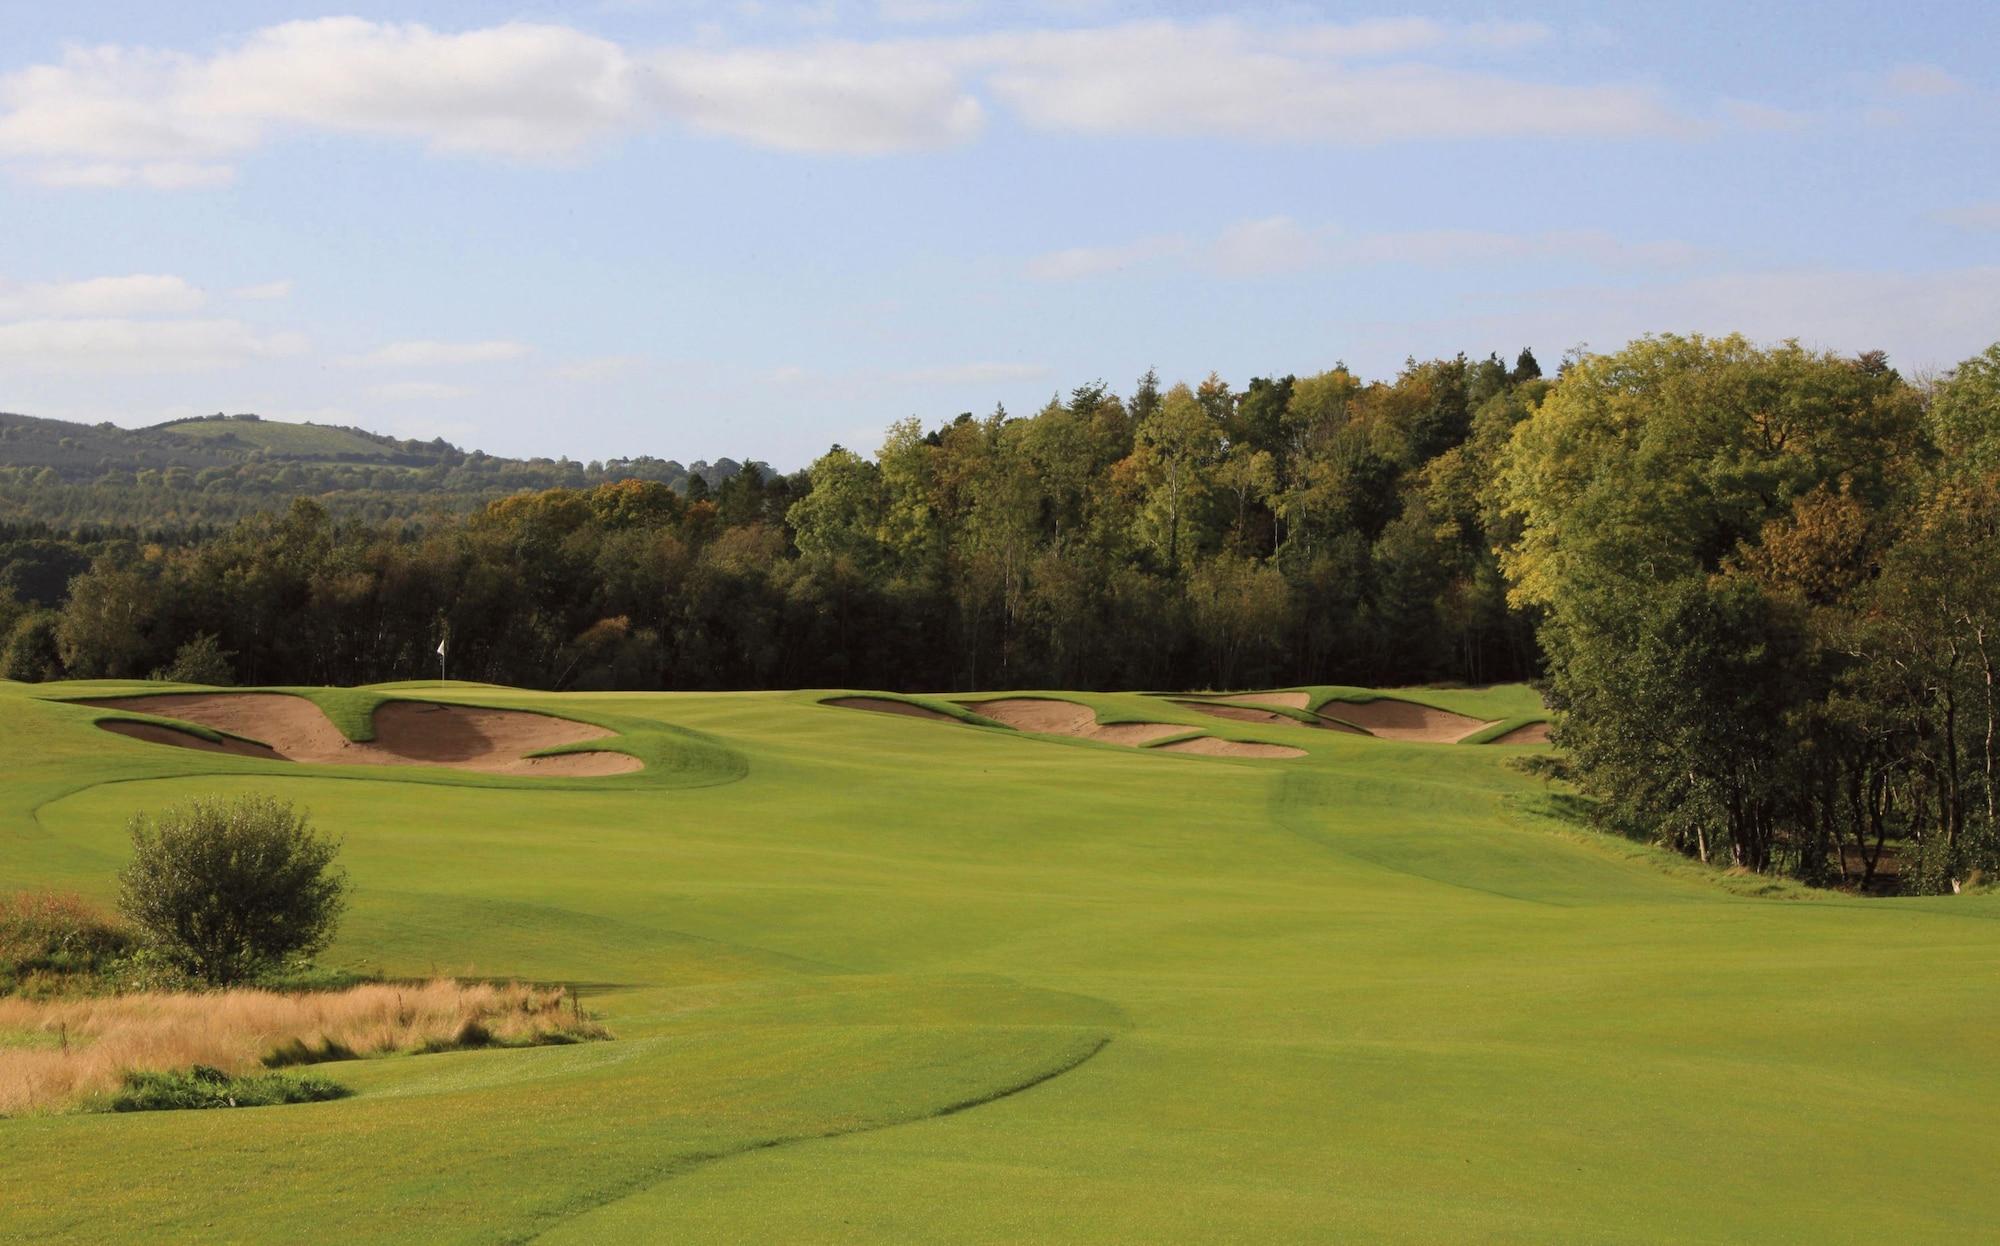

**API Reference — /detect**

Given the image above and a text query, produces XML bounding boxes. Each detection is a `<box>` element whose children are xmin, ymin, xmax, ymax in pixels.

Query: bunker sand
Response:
<box><xmin>81</xmin><ymin>693</ymin><xmax>641</xmax><ymax>776</ymax></box>
<box><xmin>955</xmin><ymin>698</ymin><xmax>1188</xmax><ymax>746</ymax></box>
<box><xmin>1488</xmin><ymin>721</ymin><xmax>1553</xmax><ymax>745</ymax></box>
<box><xmin>823</xmin><ymin>696</ymin><xmax>957</xmax><ymax>722</ymax></box>
<box><xmin>1174</xmin><ymin>700</ymin><xmax>1366</xmax><ymax>734</ymax></box>
<box><xmin>1332</xmin><ymin>698</ymin><xmax>1496</xmax><ymax>743</ymax></box>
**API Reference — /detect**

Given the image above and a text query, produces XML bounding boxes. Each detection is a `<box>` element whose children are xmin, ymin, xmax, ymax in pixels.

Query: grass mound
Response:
<box><xmin>110</xmin><ymin>1065</ymin><xmax>351</xmax><ymax>1113</ymax></box>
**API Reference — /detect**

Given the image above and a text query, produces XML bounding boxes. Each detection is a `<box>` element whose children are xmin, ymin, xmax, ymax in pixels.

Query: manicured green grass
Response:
<box><xmin>0</xmin><ymin>679</ymin><xmax>1995</xmax><ymax>1242</ymax></box>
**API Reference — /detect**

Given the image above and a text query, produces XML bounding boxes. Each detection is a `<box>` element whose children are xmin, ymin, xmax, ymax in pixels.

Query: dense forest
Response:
<box><xmin>5</xmin><ymin>333</ymin><xmax>1999</xmax><ymax>892</ymax></box>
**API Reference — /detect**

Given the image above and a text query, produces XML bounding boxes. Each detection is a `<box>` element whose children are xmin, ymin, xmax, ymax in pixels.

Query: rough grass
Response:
<box><xmin>110</xmin><ymin>1064</ymin><xmax>351</xmax><ymax>1112</ymax></box>
<box><xmin>0</xmin><ymin>891</ymin><xmax>135</xmax><ymax>996</ymax></box>
<box><xmin>0</xmin><ymin>979</ymin><xmax>607</xmax><ymax>1115</ymax></box>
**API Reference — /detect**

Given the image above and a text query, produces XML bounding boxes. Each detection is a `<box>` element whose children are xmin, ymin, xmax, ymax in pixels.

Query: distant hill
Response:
<box><xmin>0</xmin><ymin>410</ymin><xmax>769</xmax><ymax>529</ymax></box>
<box><xmin>150</xmin><ymin>414</ymin><xmax>435</xmax><ymax>462</ymax></box>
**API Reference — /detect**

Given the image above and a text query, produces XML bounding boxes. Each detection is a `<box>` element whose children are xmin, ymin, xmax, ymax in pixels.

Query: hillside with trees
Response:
<box><xmin>0</xmin><ymin>410</ymin><xmax>759</xmax><ymax>527</ymax></box>
<box><xmin>5</xmin><ymin>334</ymin><xmax>1998</xmax><ymax>890</ymax></box>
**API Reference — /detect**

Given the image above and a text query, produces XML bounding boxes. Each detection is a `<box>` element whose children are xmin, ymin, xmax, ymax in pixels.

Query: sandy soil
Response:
<box><xmin>1331</xmin><ymin>699</ymin><xmax>1496</xmax><ymax>743</ymax></box>
<box><xmin>1486</xmin><ymin>722</ymin><xmax>1552</xmax><ymax>745</ymax></box>
<box><xmin>956</xmin><ymin>698</ymin><xmax>1188</xmax><ymax>746</ymax></box>
<box><xmin>1155</xmin><ymin>737</ymin><xmax>1306</xmax><ymax>759</ymax></box>
<box><xmin>825</xmin><ymin>696</ymin><xmax>959</xmax><ymax>722</ymax></box>
<box><xmin>80</xmin><ymin>694</ymin><xmax>641</xmax><ymax>776</ymax></box>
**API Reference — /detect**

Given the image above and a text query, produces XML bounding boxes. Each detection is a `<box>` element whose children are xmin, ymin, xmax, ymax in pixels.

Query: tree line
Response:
<box><xmin>5</xmin><ymin>333</ymin><xmax>1998</xmax><ymax>891</ymax></box>
<box><xmin>2</xmin><ymin>348</ymin><xmax>1547</xmax><ymax>697</ymax></box>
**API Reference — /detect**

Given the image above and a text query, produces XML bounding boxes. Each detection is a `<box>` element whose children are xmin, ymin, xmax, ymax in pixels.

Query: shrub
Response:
<box><xmin>0</xmin><ymin>891</ymin><xmax>134</xmax><ymax>995</ymax></box>
<box><xmin>1</xmin><ymin>611</ymin><xmax>62</xmax><ymax>682</ymax></box>
<box><xmin>117</xmin><ymin>796</ymin><xmax>348</xmax><ymax>987</ymax></box>
<box><xmin>151</xmin><ymin>633</ymin><xmax>236</xmax><ymax>685</ymax></box>
<box><xmin>109</xmin><ymin>1065</ymin><xmax>349</xmax><ymax>1112</ymax></box>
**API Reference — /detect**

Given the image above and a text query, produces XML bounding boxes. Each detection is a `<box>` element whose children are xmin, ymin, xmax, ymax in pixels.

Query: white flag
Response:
<box><xmin>436</xmin><ymin>640</ymin><xmax>447</xmax><ymax>657</ymax></box>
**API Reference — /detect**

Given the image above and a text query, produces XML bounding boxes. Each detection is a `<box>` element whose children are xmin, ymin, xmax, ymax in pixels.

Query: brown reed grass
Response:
<box><xmin>0</xmin><ymin>979</ymin><xmax>605</xmax><ymax>1115</ymax></box>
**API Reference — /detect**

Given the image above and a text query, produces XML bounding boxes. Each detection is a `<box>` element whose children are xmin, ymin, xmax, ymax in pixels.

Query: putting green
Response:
<box><xmin>1</xmin><ymin>679</ymin><xmax>1996</xmax><ymax>1243</ymax></box>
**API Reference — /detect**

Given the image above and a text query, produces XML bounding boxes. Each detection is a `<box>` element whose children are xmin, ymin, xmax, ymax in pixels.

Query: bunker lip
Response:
<box><xmin>98</xmin><ymin>719</ymin><xmax>280</xmax><ymax>760</ymax></box>
<box><xmin>1172</xmin><ymin>700</ymin><xmax>1364</xmax><ymax>733</ymax></box>
<box><xmin>953</xmin><ymin>697</ymin><xmax>1187</xmax><ymax>746</ymax></box>
<box><xmin>1209</xmin><ymin>691</ymin><xmax>1312</xmax><ymax>711</ymax></box>
<box><xmin>78</xmin><ymin>693</ymin><xmax>642</xmax><ymax>776</ymax></box>
<box><xmin>1488</xmin><ymin>721</ymin><xmax>1553</xmax><ymax>745</ymax></box>
<box><xmin>1331</xmin><ymin>698</ymin><xmax>1496</xmax><ymax>744</ymax></box>
<box><xmin>823</xmin><ymin>696</ymin><xmax>959</xmax><ymax>722</ymax></box>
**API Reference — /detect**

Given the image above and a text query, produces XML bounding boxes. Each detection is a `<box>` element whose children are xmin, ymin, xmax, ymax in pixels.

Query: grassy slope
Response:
<box><xmin>156</xmin><ymin>420</ymin><xmax>407</xmax><ymax>461</ymax></box>
<box><xmin>1</xmin><ymin>681</ymin><xmax>1996</xmax><ymax>1243</ymax></box>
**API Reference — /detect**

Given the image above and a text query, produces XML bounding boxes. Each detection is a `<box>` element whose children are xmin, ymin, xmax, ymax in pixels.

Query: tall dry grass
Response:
<box><xmin>0</xmin><ymin>979</ymin><xmax>605</xmax><ymax>1115</ymax></box>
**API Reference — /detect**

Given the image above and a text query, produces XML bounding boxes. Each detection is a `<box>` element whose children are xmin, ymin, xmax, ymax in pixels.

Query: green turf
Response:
<box><xmin>0</xmin><ymin>679</ymin><xmax>1995</xmax><ymax>1243</ymax></box>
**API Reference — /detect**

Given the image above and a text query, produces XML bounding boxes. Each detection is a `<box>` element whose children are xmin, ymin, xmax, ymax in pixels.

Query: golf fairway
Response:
<box><xmin>2</xmin><ymin>680</ymin><xmax>1996</xmax><ymax>1243</ymax></box>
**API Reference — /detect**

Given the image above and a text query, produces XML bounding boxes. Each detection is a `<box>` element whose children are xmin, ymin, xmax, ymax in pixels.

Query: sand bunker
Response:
<box><xmin>955</xmin><ymin>698</ymin><xmax>1188</xmax><ymax>746</ymax></box>
<box><xmin>1329</xmin><ymin>698</ymin><xmax>1495</xmax><ymax>744</ymax></box>
<box><xmin>1487</xmin><ymin>722</ymin><xmax>1552</xmax><ymax>745</ymax></box>
<box><xmin>99</xmin><ymin>720</ymin><xmax>280</xmax><ymax>760</ymax></box>
<box><xmin>1155</xmin><ymin>737</ymin><xmax>1306</xmax><ymax>760</ymax></box>
<box><xmin>1173</xmin><ymin>700</ymin><xmax>1366</xmax><ymax>734</ymax></box>
<box><xmin>82</xmin><ymin>693</ymin><xmax>640</xmax><ymax>776</ymax></box>
<box><xmin>825</xmin><ymin>696</ymin><xmax>958</xmax><ymax>722</ymax></box>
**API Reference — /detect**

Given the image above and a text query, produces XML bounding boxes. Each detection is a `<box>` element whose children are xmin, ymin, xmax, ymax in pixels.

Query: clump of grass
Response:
<box><xmin>109</xmin><ymin>1065</ymin><xmax>350</xmax><ymax>1113</ymax></box>
<box><xmin>0</xmin><ymin>892</ymin><xmax>135</xmax><ymax>997</ymax></box>
<box><xmin>0</xmin><ymin>979</ymin><xmax>608</xmax><ymax>1115</ymax></box>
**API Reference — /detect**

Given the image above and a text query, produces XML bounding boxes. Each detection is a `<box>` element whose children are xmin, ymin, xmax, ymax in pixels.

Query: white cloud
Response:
<box><xmin>648</xmin><ymin>42</ymin><xmax>986</xmax><ymax>153</ymax></box>
<box><xmin>965</xmin><ymin>21</ymin><xmax>1681</xmax><ymax>144</ymax></box>
<box><xmin>231</xmin><ymin>279</ymin><xmax>293</xmax><ymax>301</ymax></box>
<box><xmin>0</xmin><ymin>16</ymin><xmax>1695</xmax><ymax>185</ymax></box>
<box><xmin>0</xmin><ymin>273</ymin><xmax>206</xmax><ymax>317</ymax></box>
<box><xmin>365</xmin><ymin>380</ymin><xmax>472</xmax><ymax>400</ymax></box>
<box><xmin>556</xmin><ymin>354</ymin><xmax>646</xmax><ymax>381</ymax></box>
<box><xmin>1208</xmin><ymin>217</ymin><xmax>1327</xmax><ymax>276</ymax></box>
<box><xmin>1026</xmin><ymin>234</ymin><xmax>1188</xmax><ymax>280</ymax></box>
<box><xmin>877</xmin><ymin>0</ymin><xmax>984</xmax><ymax>23</ymax></box>
<box><xmin>1030</xmin><ymin>218</ymin><xmax>1710</xmax><ymax>280</ymax></box>
<box><xmin>351</xmin><ymin>339</ymin><xmax>532</xmax><ymax>368</ymax></box>
<box><xmin>194</xmin><ymin>19</ymin><xmax>642</xmax><ymax>159</ymax></box>
<box><xmin>0</xmin><ymin>318</ymin><xmax>307</xmax><ymax>372</ymax></box>
<box><xmin>24</xmin><ymin>160</ymin><xmax>234</xmax><ymax>188</ymax></box>
<box><xmin>1882</xmin><ymin>63</ymin><xmax>1965</xmax><ymax>98</ymax></box>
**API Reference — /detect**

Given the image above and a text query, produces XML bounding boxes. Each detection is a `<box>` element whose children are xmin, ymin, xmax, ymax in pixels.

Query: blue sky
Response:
<box><xmin>0</xmin><ymin>1</ymin><xmax>1994</xmax><ymax>467</ymax></box>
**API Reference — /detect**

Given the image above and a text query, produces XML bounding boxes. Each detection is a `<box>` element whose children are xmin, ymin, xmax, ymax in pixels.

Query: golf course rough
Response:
<box><xmin>1</xmin><ymin>678</ymin><xmax>1996</xmax><ymax>1242</ymax></box>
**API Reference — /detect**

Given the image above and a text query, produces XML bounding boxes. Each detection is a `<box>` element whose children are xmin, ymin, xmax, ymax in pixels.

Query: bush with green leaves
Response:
<box><xmin>110</xmin><ymin>1065</ymin><xmax>350</xmax><ymax>1112</ymax></box>
<box><xmin>116</xmin><ymin>796</ymin><xmax>348</xmax><ymax>987</ymax></box>
<box><xmin>150</xmin><ymin>632</ymin><xmax>236</xmax><ymax>685</ymax></box>
<box><xmin>0</xmin><ymin>891</ymin><xmax>134</xmax><ymax>995</ymax></box>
